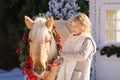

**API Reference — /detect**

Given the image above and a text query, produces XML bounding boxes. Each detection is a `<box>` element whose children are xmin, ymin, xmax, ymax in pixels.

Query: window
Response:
<box><xmin>106</xmin><ymin>10</ymin><xmax>120</xmax><ymax>41</ymax></box>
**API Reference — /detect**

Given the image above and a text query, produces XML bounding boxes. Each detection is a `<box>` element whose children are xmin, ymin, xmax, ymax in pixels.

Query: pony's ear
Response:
<box><xmin>24</xmin><ymin>16</ymin><xmax>34</xmax><ymax>29</ymax></box>
<box><xmin>45</xmin><ymin>16</ymin><xmax>54</xmax><ymax>30</ymax></box>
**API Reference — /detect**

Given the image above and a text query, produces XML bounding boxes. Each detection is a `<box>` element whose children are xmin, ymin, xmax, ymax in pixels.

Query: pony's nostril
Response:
<box><xmin>33</xmin><ymin>68</ymin><xmax>35</xmax><ymax>71</ymax></box>
<box><xmin>34</xmin><ymin>68</ymin><xmax>38</xmax><ymax>73</ymax></box>
<box><xmin>33</xmin><ymin>67</ymin><xmax>45</xmax><ymax>75</ymax></box>
<box><xmin>34</xmin><ymin>67</ymin><xmax>40</xmax><ymax>75</ymax></box>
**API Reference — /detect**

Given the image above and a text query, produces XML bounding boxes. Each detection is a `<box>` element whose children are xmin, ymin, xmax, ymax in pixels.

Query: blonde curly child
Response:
<box><xmin>57</xmin><ymin>13</ymin><xmax>96</xmax><ymax>80</ymax></box>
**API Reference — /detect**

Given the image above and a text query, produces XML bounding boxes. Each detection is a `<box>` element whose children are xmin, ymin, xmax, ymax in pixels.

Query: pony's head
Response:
<box><xmin>24</xmin><ymin>16</ymin><xmax>57</xmax><ymax>75</ymax></box>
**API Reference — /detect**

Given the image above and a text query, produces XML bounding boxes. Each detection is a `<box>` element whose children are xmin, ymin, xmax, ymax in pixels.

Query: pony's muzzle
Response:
<box><xmin>33</xmin><ymin>61</ymin><xmax>45</xmax><ymax>75</ymax></box>
<box><xmin>34</xmin><ymin>67</ymin><xmax>44</xmax><ymax>75</ymax></box>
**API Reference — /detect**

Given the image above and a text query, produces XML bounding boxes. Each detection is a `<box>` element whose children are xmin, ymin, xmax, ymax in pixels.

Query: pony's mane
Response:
<box><xmin>31</xmin><ymin>17</ymin><xmax>48</xmax><ymax>43</ymax></box>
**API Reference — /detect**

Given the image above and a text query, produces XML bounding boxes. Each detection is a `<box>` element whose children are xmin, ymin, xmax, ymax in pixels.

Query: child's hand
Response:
<box><xmin>53</xmin><ymin>56</ymin><xmax>64</xmax><ymax>65</ymax></box>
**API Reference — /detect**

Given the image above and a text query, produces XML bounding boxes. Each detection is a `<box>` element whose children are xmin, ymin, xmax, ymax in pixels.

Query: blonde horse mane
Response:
<box><xmin>31</xmin><ymin>17</ymin><xmax>47</xmax><ymax>43</ymax></box>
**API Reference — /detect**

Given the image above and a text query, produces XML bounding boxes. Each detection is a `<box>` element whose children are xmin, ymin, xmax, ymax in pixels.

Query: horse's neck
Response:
<box><xmin>50</xmin><ymin>34</ymin><xmax>57</xmax><ymax>53</ymax></box>
<box><xmin>47</xmin><ymin>20</ymin><xmax>71</xmax><ymax>61</ymax></box>
<box><xmin>54</xmin><ymin>20</ymin><xmax>71</xmax><ymax>46</ymax></box>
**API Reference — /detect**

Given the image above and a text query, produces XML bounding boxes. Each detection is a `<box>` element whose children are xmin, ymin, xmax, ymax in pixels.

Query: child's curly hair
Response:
<box><xmin>71</xmin><ymin>13</ymin><xmax>91</xmax><ymax>35</ymax></box>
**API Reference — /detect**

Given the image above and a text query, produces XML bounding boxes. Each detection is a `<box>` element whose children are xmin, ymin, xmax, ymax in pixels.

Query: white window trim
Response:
<box><xmin>100</xmin><ymin>4</ymin><xmax>120</xmax><ymax>42</ymax></box>
<box><xmin>90</xmin><ymin>0</ymin><xmax>120</xmax><ymax>44</ymax></box>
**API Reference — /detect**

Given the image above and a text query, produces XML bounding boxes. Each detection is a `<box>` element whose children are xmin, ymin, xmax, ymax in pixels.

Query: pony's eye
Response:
<box><xmin>29</xmin><ymin>31</ymin><xmax>32</xmax><ymax>43</ymax></box>
<box><xmin>45</xmin><ymin>36</ymin><xmax>51</xmax><ymax>43</ymax></box>
<box><xmin>45</xmin><ymin>37</ymin><xmax>50</xmax><ymax>42</ymax></box>
<box><xmin>45</xmin><ymin>33</ymin><xmax>51</xmax><ymax>42</ymax></box>
<box><xmin>29</xmin><ymin>38</ymin><xmax>32</xmax><ymax>43</ymax></box>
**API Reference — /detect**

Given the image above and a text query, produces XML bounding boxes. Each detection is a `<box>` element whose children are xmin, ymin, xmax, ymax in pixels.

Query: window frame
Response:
<box><xmin>100</xmin><ymin>4</ymin><xmax>120</xmax><ymax>42</ymax></box>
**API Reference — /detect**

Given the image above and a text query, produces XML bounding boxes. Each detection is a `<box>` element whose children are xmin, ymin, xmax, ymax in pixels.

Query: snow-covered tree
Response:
<box><xmin>46</xmin><ymin>0</ymin><xmax>80</xmax><ymax>20</ymax></box>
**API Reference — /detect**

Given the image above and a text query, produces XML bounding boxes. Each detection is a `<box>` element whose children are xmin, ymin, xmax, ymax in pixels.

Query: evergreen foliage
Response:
<box><xmin>77</xmin><ymin>0</ymin><xmax>89</xmax><ymax>16</ymax></box>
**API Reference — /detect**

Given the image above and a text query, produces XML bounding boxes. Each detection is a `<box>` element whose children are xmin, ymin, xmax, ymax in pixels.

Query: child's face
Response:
<box><xmin>70</xmin><ymin>21</ymin><xmax>82</xmax><ymax>35</ymax></box>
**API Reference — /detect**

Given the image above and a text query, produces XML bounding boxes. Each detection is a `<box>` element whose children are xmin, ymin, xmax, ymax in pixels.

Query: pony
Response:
<box><xmin>24</xmin><ymin>16</ymin><xmax>71</xmax><ymax>80</ymax></box>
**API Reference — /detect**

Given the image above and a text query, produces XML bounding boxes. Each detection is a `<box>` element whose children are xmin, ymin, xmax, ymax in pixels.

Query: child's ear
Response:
<box><xmin>24</xmin><ymin>16</ymin><xmax>34</xmax><ymax>29</ymax></box>
<box><xmin>45</xmin><ymin>16</ymin><xmax>54</xmax><ymax>30</ymax></box>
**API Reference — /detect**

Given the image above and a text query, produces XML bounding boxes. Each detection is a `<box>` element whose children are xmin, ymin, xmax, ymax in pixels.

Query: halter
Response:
<box><xmin>48</xmin><ymin>30</ymin><xmax>52</xmax><ymax>45</ymax></box>
<box><xmin>46</xmin><ymin>25</ymin><xmax>62</xmax><ymax>70</ymax></box>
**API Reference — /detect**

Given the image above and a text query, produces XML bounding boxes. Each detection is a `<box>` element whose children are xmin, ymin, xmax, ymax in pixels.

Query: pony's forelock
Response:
<box><xmin>31</xmin><ymin>17</ymin><xmax>48</xmax><ymax>43</ymax></box>
<box><xmin>35</xmin><ymin>17</ymin><xmax>47</xmax><ymax>23</ymax></box>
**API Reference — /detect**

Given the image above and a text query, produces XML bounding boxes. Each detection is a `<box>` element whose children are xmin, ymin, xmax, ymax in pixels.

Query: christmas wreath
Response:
<box><xmin>16</xmin><ymin>25</ymin><xmax>62</xmax><ymax>80</ymax></box>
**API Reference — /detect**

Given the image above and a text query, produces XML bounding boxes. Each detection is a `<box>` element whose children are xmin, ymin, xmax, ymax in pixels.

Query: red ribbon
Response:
<box><xmin>46</xmin><ymin>61</ymin><xmax>60</xmax><ymax>67</ymax></box>
<box><xmin>48</xmin><ymin>30</ymin><xmax>52</xmax><ymax>45</ymax></box>
<box><xmin>26</xmin><ymin>74</ymin><xmax>38</xmax><ymax>80</ymax></box>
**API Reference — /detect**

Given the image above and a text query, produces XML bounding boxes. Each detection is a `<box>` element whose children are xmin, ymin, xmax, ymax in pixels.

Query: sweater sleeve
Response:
<box><xmin>61</xmin><ymin>38</ymin><xmax>93</xmax><ymax>61</ymax></box>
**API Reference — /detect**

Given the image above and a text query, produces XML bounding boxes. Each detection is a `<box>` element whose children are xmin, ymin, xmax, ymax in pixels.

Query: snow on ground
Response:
<box><xmin>0</xmin><ymin>68</ymin><xmax>25</xmax><ymax>80</ymax></box>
